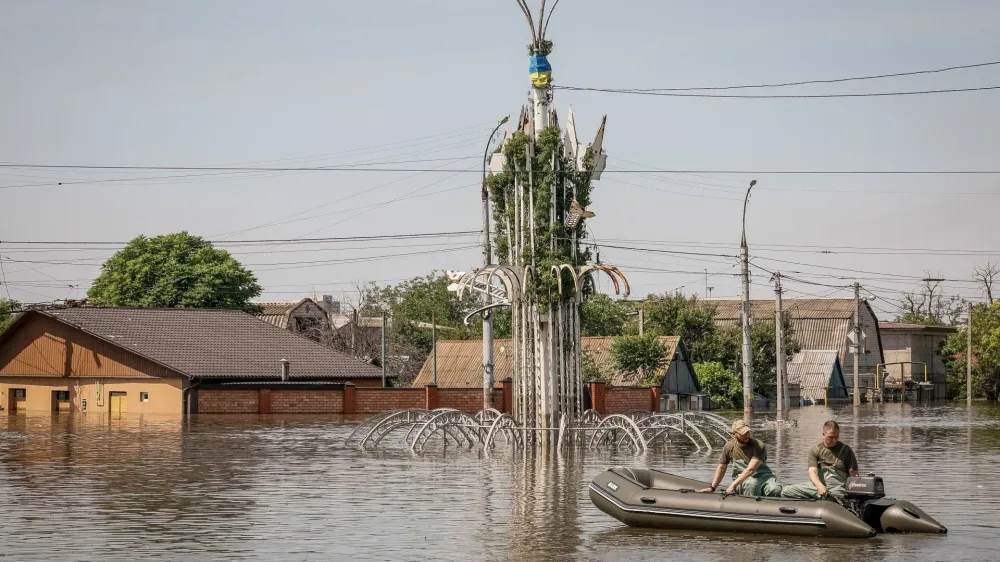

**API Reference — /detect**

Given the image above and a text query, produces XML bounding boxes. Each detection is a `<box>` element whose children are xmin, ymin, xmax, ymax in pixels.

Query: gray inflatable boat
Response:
<box><xmin>589</xmin><ymin>467</ymin><xmax>946</xmax><ymax>539</ymax></box>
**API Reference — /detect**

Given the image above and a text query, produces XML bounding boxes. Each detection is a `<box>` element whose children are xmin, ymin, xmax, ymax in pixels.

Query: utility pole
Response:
<box><xmin>967</xmin><ymin>301</ymin><xmax>973</xmax><ymax>405</ymax></box>
<box><xmin>381</xmin><ymin>311</ymin><xmax>387</xmax><ymax>387</ymax></box>
<box><xmin>638</xmin><ymin>308</ymin><xmax>644</xmax><ymax>336</ymax></box>
<box><xmin>482</xmin><ymin>116</ymin><xmax>508</xmax><ymax>412</ymax></box>
<box><xmin>740</xmin><ymin>180</ymin><xmax>756</xmax><ymax>418</ymax></box>
<box><xmin>773</xmin><ymin>272</ymin><xmax>786</xmax><ymax>419</ymax></box>
<box><xmin>853</xmin><ymin>282</ymin><xmax>861</xmax><ymax>406</ymax></box>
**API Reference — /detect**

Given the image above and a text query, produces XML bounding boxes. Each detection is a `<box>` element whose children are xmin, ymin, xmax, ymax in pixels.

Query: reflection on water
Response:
<box><xmin>1</xmin><ymin>404</ymin><xmax>998</xmax><ymax>561</ymax></box>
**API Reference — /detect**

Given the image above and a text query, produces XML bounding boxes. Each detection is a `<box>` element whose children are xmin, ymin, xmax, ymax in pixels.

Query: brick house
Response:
<box><xmin>0</xmin><ymin>307</ymin><xmax>383</xmax><ymax>415</ymax></box>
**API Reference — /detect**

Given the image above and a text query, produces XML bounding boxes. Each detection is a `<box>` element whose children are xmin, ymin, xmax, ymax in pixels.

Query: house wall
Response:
<box><xmin>288</xmin><ymin>300</ymin><xmax>330</xmax><ymax>336</ymax></box>
<box><xmin>271</xmin><ymin>390</ymin><xmax>342</xmax><ymax>413</ymax></box>
<box><xmin>881</xmin><ymin>330</ymin><xmax>950</xmax><ymax>399</ymax></box>
<box><xmin>839</xmin><ymin>304</ymin><xmax>884</xmax><ymax>376</ymax></box>
<box><xmin>1</xmin><ymin>376</ymin><xmax>184</xmax><ymax>415</ymax></box>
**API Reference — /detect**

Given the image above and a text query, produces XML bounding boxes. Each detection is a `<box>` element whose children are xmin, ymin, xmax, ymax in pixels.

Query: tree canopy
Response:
<box><xmin>941</xmin><ymin>302</ymin><xmax>1000</xmax><ymax>401</ymax></box>
<box><xmin>0</xmin><ymin>298</ymin><xmax>20</xmax><ymax>331</ymax></box>
<box><xmin>88</xmin><ymin>232</ymin><xmax>262</xmax><ymax>311</ymax></box>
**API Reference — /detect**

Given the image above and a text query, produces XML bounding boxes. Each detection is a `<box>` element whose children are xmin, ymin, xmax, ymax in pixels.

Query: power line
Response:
<box><xmin>554</xmin><ymin>84</ymin><xmax>1000</xmax><ymax>98</ymax></box>
<box><xmin>3</xmin><ymin>164</ymin><xmax>1000</xmax><ymax>174</ymax></box>
<box><xmin>0</xmin><ymin>230</ymin><xmax>481</xmax><ymax>246</ymax></box>
<box><xmin>556</xmin><ymin>59</ymin><xmax>1000</xmax><ymax>92</ymax></box>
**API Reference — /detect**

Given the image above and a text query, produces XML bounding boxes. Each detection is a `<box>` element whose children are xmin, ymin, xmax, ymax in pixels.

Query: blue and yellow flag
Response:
<box><xmin>529</xmin><ymin>54</ymin><xmax>552</xmax><ymax>88</ymax></box>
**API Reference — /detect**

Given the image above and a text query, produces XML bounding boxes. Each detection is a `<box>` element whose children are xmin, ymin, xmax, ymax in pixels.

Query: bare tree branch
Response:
<box><xmin>974</xmin><ymin>262</ymin><xmax>998</xmax><ymax>304</ymax></box>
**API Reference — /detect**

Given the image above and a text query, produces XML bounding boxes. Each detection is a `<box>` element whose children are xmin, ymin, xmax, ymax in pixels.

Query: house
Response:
<box><xmin>255</xmin><ymin>298</ymin><xmax>331</xmax><ymax>339</ymax></box>
<box><xmin>410</xmin><ymin>336</ymin><xmax>709</xmax><ymax>411</ymax></box>
<box><xmin>786</xmin><ymin>350</ymin><xmax>850</xmax><ymax>405</ymax></box>
<box><xmin>708</xmin><ymin>298</ymin><xmax>885</xmax><ymax>389</ymax></box>
<box><xmin>0</xmin><ymin>307</ymin><xmax>384</xmax><ymax>415</ymax></box>
<box><xmin>878</xmin><ymin>322</ymin><xmax>957</xmax><ymax>400</ymax></box>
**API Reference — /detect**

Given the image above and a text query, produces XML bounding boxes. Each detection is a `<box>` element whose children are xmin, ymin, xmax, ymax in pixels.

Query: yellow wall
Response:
<box><xmin>1</xmin><ymin>377</ymin><xmax>185</xmax><ymax>415</ymax></box>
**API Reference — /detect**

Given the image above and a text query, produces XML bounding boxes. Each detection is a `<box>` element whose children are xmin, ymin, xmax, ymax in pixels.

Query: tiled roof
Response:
<box><xmin>32</xmin><ymin>307</ymin><xmax>382</xmax><ymax>380</ymax></box>
<box><xmin>410</xmin><ymin>336</ymin><xmax>681</xmax><ymax>388</ymax></box>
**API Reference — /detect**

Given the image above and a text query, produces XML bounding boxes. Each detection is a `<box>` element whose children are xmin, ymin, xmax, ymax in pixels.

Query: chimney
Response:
<box><xmin>280</xmin><ymin>359</ymin><xmax>290</xmax><ymax>381</ymax></box>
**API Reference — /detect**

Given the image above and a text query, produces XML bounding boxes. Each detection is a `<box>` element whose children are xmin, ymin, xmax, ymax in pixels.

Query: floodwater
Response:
<box><xmin>1</xmin><ymin>404</ymin><xmax>998</xmax><ymax>561</ymax></box>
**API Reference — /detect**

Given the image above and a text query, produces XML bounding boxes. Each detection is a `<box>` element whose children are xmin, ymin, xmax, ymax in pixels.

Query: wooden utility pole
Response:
<box><xmin>968</xmin><ymin>301</ymin><xmax>973</xmax><ymax>405</ymax></box>
<box><xmin>853</xmin><ymin>282</ymin><xmax>861</xmax><ymax>406</ymax></box>
<box><xmin>773</xmin><ymin>272</ymin><xmax>786</xmax><ymax>418</ymax></box>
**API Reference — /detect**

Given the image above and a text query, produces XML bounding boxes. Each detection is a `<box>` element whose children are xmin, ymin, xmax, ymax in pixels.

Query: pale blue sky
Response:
<box><xmin>2</xmin><ymin>1</ymin><xmax>1000</xmax><ymax>317</ymax></box>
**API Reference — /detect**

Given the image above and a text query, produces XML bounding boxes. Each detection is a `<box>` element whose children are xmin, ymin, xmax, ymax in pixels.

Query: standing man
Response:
<box><xmin>781</xmin><ymin>420</ymin><xmax>860</xmax><ymax>501</ymax></box>
<box><xmin>698</xmin><ymin>420</ymin><xmax>782</xmax><ymax>497</ymax></box>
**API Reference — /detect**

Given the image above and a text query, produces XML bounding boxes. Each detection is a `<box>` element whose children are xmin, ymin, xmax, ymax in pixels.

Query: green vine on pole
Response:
<box><xmin>485</xmin><ymin>126</ymin><xmax>597</xmax><ymax>304</ymax></box>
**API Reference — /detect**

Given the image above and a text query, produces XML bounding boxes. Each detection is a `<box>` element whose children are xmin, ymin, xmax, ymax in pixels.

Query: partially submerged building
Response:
<box><xmin>879</xmin><ymin>322</ymin><xmax>957</xmax><ymax>400</ymax></box>
<box><xmin>411</xmin><ymin>336</ymin><xmax>708</xmax><ymax>411</ymax></box>
<box><xmin>0</xmin><ymin>307</ymin><xmax>383</xmax><ymax>415</ymax></box>
<box><xmin>709</xmin><ymin>298</ymin><xmax>885</xmax><ymax>393</ymax></box>
<box><xmin>786</xmin><ymin>350</ymin><xmax>849</xmax><ymax>405</ymax></box>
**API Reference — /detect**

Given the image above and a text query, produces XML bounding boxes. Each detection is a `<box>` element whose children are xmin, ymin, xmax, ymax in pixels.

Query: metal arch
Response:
<box><xmin>409</xmin><ymin>410</ymin><xmax>483</xmax><ymax>452</ymax></box>
<box><xmin>577</xmin><ymin>264</ymin><xmax>631</xmax><ymax>298</ymax></box>
<box><xmin>635</xmin><ymin>413</ymin><xmax>714</xmax><ymax>453</ymax></box>
<box><xmin>589</xmin><ymin>414</ymin><xmax>648</xmax><ymax>453</ymax></box>
<box><xmin>643</xmin><ymin>426</ymin><xmax>705</xmax><ymax>454</ymax></box>
<box><xmin>483</xmin><ymin>413</ymin><xmax>522</xmax><ymax>452</ymax></box>
<box><xmin>580</xmin><ymin>409</ymin><xmax>602</xmax><ymax>425</ymax></box>
<box><xmin>684</xmin><ymin>412</ymin><xmax>733</xmax><ymax>437</ymax></box>
<box><xmin>464</xmin><ymin>302</ymin><xmax>512</xmax><ymax>326</ymax></box>
<box><xmin>358</xmin><ymin>409</ymin><xmax>434</xmax><ymax>450</ymax></box>
<box><xmin>550</xmin><ymin>264</ymin><xmax>580</xmax><ymax>297</ymax></box>
<box><xmin>475</xmin><ymin>408</ymin><xmax>503</xmax><ymax>424</ymax></box>
<box><xmin>346</xmin><ymin>409</ymin><xmax>404</xmax><ymax>444</ymax></box>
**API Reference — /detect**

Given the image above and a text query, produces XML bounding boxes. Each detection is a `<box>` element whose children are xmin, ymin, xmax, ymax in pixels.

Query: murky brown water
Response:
<box><xmin>1</xmin><ymin>404</ymin><xmax>998</xmax><ymax>561</ymax></box>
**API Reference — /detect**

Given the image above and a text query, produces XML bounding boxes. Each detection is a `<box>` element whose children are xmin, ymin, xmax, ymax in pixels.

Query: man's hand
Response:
<box><xmin>726</xmin><ymin>483</ymin><xmax>738</xmax><ymax>495</ymax></box>
<box><xmin>697</xmin><ymin>487</ymin><xmax>715</xmax><ymax>493</ymax></box>
<box><xmin>816</xmin><ymin>484</ymin><xmax>828</xmax><ymax>498</ymax></box>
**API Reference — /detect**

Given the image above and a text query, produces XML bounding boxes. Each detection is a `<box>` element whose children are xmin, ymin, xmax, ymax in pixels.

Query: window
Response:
<box><xmin>13</xmin><ymin>389</ymin><xmax>26</xmax><ymax>400</ymax></box>
<box><xmin>140</xmin><ymin>392</ymin><xmax>149</xmax><ymax>403</ymax></box>
<box><xmin>55</xmin><ymin>391</ymin><xmax>70</xmax><ymax>401</ymax></box>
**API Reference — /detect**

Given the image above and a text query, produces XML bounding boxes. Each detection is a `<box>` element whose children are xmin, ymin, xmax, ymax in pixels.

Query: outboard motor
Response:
<box><xmin>845</xmin><ymin>473</ymin><xmax>947</xmax><ymax>534</ymax></box>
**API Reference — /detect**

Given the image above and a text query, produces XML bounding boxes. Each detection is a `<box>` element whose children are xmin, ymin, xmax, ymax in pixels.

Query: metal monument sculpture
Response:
<box><xmin>446</xmin><ymin>0</ymin><xmax>627</xmax><ymax>437</ymax></box>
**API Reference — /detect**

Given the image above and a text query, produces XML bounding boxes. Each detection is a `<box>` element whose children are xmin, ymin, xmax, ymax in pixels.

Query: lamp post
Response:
<box><xmin>482</xmin><ymin>116</ymin><xmax>509</xmax><ymax>411</ymax></box>
<box><xmin>740</xmin><ymin>179</ymin><xmax>756</xmax><ymax>418</ymax></box>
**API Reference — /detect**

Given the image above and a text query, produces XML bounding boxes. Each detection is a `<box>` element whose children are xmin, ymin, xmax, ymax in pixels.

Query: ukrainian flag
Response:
<box><xmin>529</xmin><ymin>54</ymin><xmax>552</xmax><ymax>88</ymax></box>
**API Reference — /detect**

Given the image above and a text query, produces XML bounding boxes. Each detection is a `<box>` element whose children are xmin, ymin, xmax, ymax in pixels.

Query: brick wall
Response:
<box><xmin>605</xmin><ymin>387</ymin><xmax>654</xmax><ymax>414</ymax></box>
<box><xmin>199</xmin><ymin>390</ymin><xmax>259</xmax><ymax>413</ymax></box>
<box><xmin>271</xmin><ymin>390</ymin><xmax>343</xmax><ymax>413</ymax></box>
<box><xmin>436</xmin><ymin>388</ymin><xmax>504</xmax><ymax>414</ymax></box>
<box><xmin>354</xmin><ymin>388</ymin><xmax>425</xmax><ymax>414</ymax></box>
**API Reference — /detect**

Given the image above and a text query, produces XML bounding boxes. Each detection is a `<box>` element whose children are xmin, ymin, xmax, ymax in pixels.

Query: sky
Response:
<box><xmin>2</xmin><ymin>0</ymin><xmax>1000</xmax><ymax>320</ymax></box>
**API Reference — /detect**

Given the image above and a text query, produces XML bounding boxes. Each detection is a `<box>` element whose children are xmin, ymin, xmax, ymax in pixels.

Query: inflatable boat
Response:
<box><xmin>589</xmin><ymin>467</ymin><xmax>946</xmax><ymax>539</ymax></box>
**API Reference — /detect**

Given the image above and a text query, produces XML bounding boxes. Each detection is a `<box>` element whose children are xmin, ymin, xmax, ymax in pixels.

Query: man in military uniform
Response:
<box><xmin>781</xmin><ymin>420</ymin><xmax>860</xmax><ymax>502</ymax></box>
<box><xmin>698</xmin><ymin>419</ymin><xmax>782</xmax><ymax>497</ymax></box>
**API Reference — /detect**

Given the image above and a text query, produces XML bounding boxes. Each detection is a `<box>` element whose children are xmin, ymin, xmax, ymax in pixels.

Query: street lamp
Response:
<box><xmin>740</xmin><ymin>179</ymin><xmax>756</xmax><ymax>417</ymax></box>
<box><xmin>481</xmin><ymin>115</ymin><xmax>509</xmax><ymax>411</ymax></box>
<box><xmin>741</xmin><ymin>179</ymin><xmax>756</xmax><ymax>249</ymax></box>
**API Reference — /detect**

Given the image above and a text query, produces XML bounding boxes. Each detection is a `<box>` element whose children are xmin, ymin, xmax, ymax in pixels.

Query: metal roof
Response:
<box><xmin>786</xmin><ymin>350</ymin><xmax>847</xmax><ymax>400</ymax></box>
<box><xmin>878</xmin><ymin>322</ymin><xmax>958</xmax><ymax>333</ymax></box>
<box><xmin>8</xmin><ymin>307</ymin><xmax>383</xmax><ymax>380</ymax></box>
<box><xmin>410</xmin><ymin>336</ymin><xmax>681</xmax><ymax>388</ymax></box>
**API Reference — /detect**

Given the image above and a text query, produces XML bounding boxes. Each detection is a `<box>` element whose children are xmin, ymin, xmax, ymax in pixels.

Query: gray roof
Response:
<box><xmin>786</xmin><ymin>350</ymin><xmax>845</xmax><ymax>400</ymax></box>
<box><xmin>32</xmin><ymin>307</ymin><xmax>382</xmax><ymax>380</ymax></box>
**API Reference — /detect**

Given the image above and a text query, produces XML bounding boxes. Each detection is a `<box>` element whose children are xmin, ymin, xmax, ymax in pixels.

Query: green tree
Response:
<box><xmin>695</xmin><ymin>362</ymin><xmax>743</xmax><ymax>410</ymax></box>
<box><xmin>358</xmin><ymin>273</ymin><xmax>482</xmax><ymax>385</ymax></box>
<box><xmin>610</xmin><ymin>334</ymin><xmax>667</xmax><ymax>385</ymax></box>
<box><xmin>714</xmin><ymin>315</ymin><xmax>800</xmax><ymax>399</ymax></box>
<box><xmin>941</xmin><ymin>302</ymin><xmax>1000</xmax><ymax>401</ymax></box>
<box><xmin>0</xmin><ymin>298</ymin><xmax>21</xmax><ymax>331</ymax></box>
<box><xmin>582</xmin><ymin>349</ymin><xmax>609</xmax><ymax>383</ymax></box>
<box><xmin>639</xmin><ymin>293</ymin><xmax>723</xmax><ymax>363</ymax></box>
<box><xmin>580</xmin><ymin>293</ymin><xmax>629</xmax><ymax>336</ymax></box>
<box><xmin>88</xmin><ymin>232</ymin><xmax>262</xmax><ymax>311</ymax></box>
